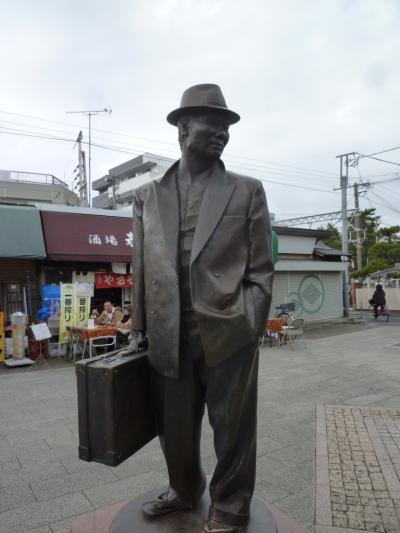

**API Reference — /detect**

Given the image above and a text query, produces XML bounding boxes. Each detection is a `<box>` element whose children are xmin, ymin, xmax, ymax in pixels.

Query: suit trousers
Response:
<box><xmin>150</xmin><ymin>322</ymin><xmax>259</xmax><ymax>527</ymax></box>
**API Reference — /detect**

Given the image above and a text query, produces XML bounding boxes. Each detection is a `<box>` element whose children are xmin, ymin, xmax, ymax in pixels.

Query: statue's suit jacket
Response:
<box><xmin>131</xmin><ymin>160</ymin><xmax>274</xmax><ymax>379</ymax></box>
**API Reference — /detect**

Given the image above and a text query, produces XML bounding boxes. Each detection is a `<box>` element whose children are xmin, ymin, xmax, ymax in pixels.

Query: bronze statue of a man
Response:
<box><xmin>128</xmin><ymin>84</ymin><xmax>274</xmax><ymax>533</ymax></box>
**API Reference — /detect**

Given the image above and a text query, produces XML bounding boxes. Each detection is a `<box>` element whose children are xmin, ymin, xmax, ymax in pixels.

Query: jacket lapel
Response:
<box><xmin>191</xmin><ymin>163</ymin><xmax>235</xmax><ymax>264</ymax></box>
<box><xmin>153</xmin><ymin>162</ymin><xmax>179</xmax><ymax>271</ymax></box>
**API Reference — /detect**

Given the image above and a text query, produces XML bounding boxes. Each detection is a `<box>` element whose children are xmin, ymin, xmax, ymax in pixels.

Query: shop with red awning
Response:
<box><xmin>38</xmin><ymin>205</ymin><xmax>134</xmax><ymax>310</ymax></box>
<box><xmin>40</xmin><ymin>208</ymin><xmax>133</xmax><ymax>263</ymax></box>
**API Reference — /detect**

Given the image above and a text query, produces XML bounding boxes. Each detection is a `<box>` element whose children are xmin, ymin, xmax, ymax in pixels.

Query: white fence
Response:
<box><xmin>355</xmin><ymin>288</ymin><xmax>400</xmax><ymax>310</ymax></box>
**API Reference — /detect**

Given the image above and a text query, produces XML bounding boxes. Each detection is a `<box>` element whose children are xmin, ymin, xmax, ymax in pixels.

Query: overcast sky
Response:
<box><xmin>1</xmin><ymin>0</ymin><xmax>399</xmax><ymax>226</ymax></box>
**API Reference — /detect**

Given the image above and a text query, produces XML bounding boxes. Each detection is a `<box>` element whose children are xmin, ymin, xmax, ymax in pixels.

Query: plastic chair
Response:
<box><xmin>87</xmin><ymin>335</ymin><xmax>117</xmax><ymax>358</ymax></box>
<box><xmin>261</xmin><ymin>318</ymin><xmax>284</xmax><ymax>347</ymax></box>
<box><xmin>281</xmin><ymin>318</ymin><xmax>306</xmax><ymax>350</ymax></box>
<box><xmin>270</xmin><ymin>318</ymin><xmax>285</xmax><ymax>347</ymax></box>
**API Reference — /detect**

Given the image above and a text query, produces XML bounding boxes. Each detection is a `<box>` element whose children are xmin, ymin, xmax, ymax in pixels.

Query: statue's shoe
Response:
<box><xmin>202</xmin><ymin>520</ymin><xmax>247</xmax><ymax>533</ymax></box>
<box><xmin>142</xmin><ymin>491</ymin><xmax>194</xmax><ymax>516</ymax></box>
<box><xmin>142</xmin><ymin>475</ymin><xmax>207</xmax><ymax>517</ymax></box>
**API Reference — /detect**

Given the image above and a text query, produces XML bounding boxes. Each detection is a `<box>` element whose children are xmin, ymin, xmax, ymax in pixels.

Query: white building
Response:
<box><xmin>272</xmin><ymin>226</ymin><xmax>346</xmax><ymax>321</ymax></box>
<box><xmin>92</xmin><ymin>153</ymin><xmax>174</xmax><ymax>209</ymax></box>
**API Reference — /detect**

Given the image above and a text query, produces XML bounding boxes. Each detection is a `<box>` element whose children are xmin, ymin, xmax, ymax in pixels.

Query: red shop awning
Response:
<box><xmin>40</xmin><ymin>210</ymin><xmax>134</xmax><ymax>262</ymax></box>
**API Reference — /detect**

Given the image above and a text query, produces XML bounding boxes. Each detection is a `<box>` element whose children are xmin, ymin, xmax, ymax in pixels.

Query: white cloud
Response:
<box><xmin>0</xmin><ymin>0</ymin><xmax>399</xmax><ymax>223</ymax></box>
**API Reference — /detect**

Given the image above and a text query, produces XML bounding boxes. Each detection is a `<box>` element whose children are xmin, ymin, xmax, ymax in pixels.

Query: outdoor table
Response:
<box><xmin>67</xmin><ymin>325</ymin><xmax>117</xmax><ymax>359</ymax></box>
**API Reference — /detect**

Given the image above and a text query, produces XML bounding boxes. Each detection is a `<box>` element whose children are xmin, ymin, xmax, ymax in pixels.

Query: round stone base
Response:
<box><xmin>110</xmin><ymin>487</ymin><xmax>277</xmax><ymax>533</ymax></box>
<box><xmin>69</xmin><ymin>487</ymin><xmax>310</xmax><ymax>533</ymax></box>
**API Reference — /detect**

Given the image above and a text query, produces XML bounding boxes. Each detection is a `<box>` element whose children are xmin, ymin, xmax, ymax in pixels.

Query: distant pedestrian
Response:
<box><xmin>370</xmin><ymin>284</ymin><xmax>386</xmax><ymax>318</ymax></box>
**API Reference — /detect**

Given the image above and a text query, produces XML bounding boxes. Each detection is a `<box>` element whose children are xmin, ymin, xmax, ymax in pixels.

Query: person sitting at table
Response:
<box><xmin>116</xmin><ymin>304</ymin><xmax>132</xmax><ymax>346</ymax></box>
<box><xmin>90</xmin><ymin>308</ymin><xmax>99</xmax><ymax>319</ymax></box>
<box><xmin>94</xmin><ymin>301</ymin><xmax>122</xmax><ymax>327</ymax></box>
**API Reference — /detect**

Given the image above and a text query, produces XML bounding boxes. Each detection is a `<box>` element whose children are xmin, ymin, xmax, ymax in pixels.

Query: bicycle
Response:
<box><xmin>368</xmin><ymin>304</ymin><xmax>390</xmax><ymax>322</ymax></box>
<box><xmin>275</xmin><ymin>303</ymin><xmax>296</xmax><ymax>324</ymax></box>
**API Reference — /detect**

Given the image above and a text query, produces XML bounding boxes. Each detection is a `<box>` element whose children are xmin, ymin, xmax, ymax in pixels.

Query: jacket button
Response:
<box><xmin>150</xmin><ymin>307</ymin><xmax>155</xmax><ymax>315</ymax></box>
<box><xmin>213</xmin><ymin>271</ymin><xmax>221</xmax><ymax>277</ymax></box>
<box><xmin>224</xmin><ymin>295</ymin><xmax>232</xmax><ymax>305</ymax></box>
<box><xmin>151</xmin><ymin>278</ymin><xmax>157</xmax><ymax>285</ymax></box>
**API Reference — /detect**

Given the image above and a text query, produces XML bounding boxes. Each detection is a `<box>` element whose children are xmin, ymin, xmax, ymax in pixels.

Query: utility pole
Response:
<box><xmin>66</xmin><ymin>107</ymin><xmax>112</xmax><ymax>206</ymax></box>
<box><xmin>349</xmin><ymin>181</ymin><xmax>371</xmax><ymax>272</ymax></box>
<box><xmin>75</xmin><ymin>131</ymin><xmax>88</xmax><ymax>206</ymax></box>
<box><xmin>353</xmin><ymin>183</ymin><xmax>362</xmax><ymax>271</ymax></box>
<box><xmin>336</xmin><ymin>152</ymin><xmax>353</xmax><ymax>317</ymax></box>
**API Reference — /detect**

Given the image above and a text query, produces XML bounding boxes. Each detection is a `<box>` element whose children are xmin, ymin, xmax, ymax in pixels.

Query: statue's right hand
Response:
<box><xmin>119</xmin><ymin>331</ymin><xmax>147</xmax><ymax>357</ymax></box>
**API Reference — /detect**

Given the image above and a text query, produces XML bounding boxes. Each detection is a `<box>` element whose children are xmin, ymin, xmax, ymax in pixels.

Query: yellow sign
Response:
<box><xmin>0</xmin><ymin>312</ymin><xmax>4</xmax><ymax>362</ymax></box>
<box><xmin>75</xmin><ymin>296</ymin><xmax>91</xmax><ymax>328</ymax></box>
<box><xmin>59</xmin><ymin>283</ymin><xmax>77</xmax><ymax>344</ymax></box>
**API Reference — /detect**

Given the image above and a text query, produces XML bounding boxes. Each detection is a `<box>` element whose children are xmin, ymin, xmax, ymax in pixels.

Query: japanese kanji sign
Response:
<box><xmin>40</xmin><ymin>211</ymin><xmax>134</xmax><ymax>262</ymax></box>
<box><xmin>75</xmin><ymin>296</ymin><xmax>91</xmax><ymax>328</ymax></box>
<box><xmin>94</xmin><ymin>273</ymin><xmax>133</xmax><ymax>289</ymax></box>
<box><xmin>59</xmin><ymin>283</ymin><xmax>76</xmax><ymax>345</ymax></box>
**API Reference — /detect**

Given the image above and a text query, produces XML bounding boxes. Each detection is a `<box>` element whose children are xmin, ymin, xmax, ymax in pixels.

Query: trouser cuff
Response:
<box><xmin>208</xmin><ymin>507</ymin><xmax>250</xmax><ymax>527</ymax></box>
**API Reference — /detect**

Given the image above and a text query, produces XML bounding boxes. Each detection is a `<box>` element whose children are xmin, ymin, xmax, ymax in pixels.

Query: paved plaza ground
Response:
<box><xmin>0</xmin><ymin>318</ymin><xmax>399</xmax><ymax>533</ymax></box>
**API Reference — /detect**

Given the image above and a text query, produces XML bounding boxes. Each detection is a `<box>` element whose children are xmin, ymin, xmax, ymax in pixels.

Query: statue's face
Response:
<box><xmin>182</xmin><ymin>113</ymin><xmax>230</xmax><ymax>160</ymax></box>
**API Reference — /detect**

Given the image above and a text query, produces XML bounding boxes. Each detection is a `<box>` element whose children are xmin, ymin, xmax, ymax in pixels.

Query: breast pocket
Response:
<box><xmin>217</xmin><ymin>216</ymin><xmax>246</xmax><ymax>248</ymax></box>
<box><xmin>204</xmin><ymin>215</ymin><xmax>248</xmax><ymax>272</ymax></box>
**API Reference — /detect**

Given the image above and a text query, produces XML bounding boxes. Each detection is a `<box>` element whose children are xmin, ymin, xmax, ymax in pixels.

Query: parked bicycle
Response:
<box><xmin>275</xmin><ymin>302</ymin><xmax>296</xmax><ymax>324</ymax></box>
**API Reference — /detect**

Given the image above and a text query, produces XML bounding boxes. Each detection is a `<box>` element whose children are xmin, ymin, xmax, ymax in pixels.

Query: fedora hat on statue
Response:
<box><xmin>167</xmin><ymin>83</ymin><xmax>240</xmax><ymax>126</ymax></box>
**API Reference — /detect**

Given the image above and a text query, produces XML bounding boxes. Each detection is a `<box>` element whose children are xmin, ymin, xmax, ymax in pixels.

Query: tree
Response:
<box><xmin>351</xmin><ymin>259</ymin><xmax>390</xmax><ymax>278</ymax></box>
<box><xmin>369</xmin><ymin>241</ymin><xmax>400</xmax><ymax>265</ymax></box>
<box><xmin>321</xmin><ymin>208</ymin><xmax>381</xmax><ymax>264</ymax></box>
<box><xmin>322</xmin><ymin>223</ymin><xmax>341</xmax><ymax>250</ymax></box>
<box><xmin>375</xmin><ymin>225</ymin><xmax>400</xmax><ymax>243</ymax></box>
<box><xmin>355</xmin><ymin>208</ymin><xmax>381</xmax><ymax>265</ymax></box>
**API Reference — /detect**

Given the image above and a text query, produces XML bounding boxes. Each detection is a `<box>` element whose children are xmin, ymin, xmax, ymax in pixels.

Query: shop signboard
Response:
<box><xmin>75</xmin><ymin>296</ymin><xmax>91</xmax><ymax>328</ymax></box>
<box><xmin>76</xmin><ymin>281</ymin><xmax>94</xmax><ymax>298</ymax></box>
<box><xmin>40</xmin><ymin>211</ymin><xmax>134</xmax><ymax>262</ymax></box>
<box><xmin>94</xmin><ymin>273</ymin><xmax>133</xmax><ymax>289</ymax></box>
<box><xmin>59</xmin><ymin>283</ymin><xmax>76</xmax><ymax>345</ymax></box>
<box><xmin>0</xmin><ymin>312</ymin><xmax>4</xmax><ymax>361</ymax></box>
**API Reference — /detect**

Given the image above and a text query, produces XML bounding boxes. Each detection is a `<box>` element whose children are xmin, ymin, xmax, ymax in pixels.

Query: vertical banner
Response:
<box><xmin>75</xmin><ymin>296</ymin><xmax>91</xmax><ymax>328</ymax></box>
<box><xmin>0</xmin><ymin>311</ymin><xmax>5</xmax><ymax>362</ymax></box>
<box><xmin>59</xmin><ymin>283</ymin><xmax>77</xmax><ymax>344</ymax></box>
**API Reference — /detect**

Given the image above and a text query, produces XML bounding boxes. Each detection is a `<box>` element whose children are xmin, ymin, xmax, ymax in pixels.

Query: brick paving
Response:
<box><xmin>316</xmin><ymin>405</ymin><xmax>400</xmax><ymax>533</ymax></box>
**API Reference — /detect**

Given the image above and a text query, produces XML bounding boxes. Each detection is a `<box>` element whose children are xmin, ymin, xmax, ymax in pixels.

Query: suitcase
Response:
<box><xmin>76</xmin><ymin>349</ymin><xmax>157</xmax><ymax>467</ymax></box>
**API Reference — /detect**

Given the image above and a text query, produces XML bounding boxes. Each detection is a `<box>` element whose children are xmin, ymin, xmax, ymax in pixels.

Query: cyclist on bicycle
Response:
<box><xmin>370</xmin><ymin>283</ymin><xmax>386</xmax><ymax>318</ymax></box>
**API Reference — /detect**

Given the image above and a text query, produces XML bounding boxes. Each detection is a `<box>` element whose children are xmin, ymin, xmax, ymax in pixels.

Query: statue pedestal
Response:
<box><xmin>69</xmin><ymin>487</ymin><xmax>310</xmax><ymax>533</ymax></box>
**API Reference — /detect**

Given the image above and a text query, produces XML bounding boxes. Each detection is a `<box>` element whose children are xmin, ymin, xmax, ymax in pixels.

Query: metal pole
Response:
<box><xmin>340</xmin><ymin>154</ymin><xmax>350</xmax><ymax>317</ymax></box>
<box><xmin>353</xmin><ymin>183</ymin><xmax>362</xmax><ymax>270</ymax></box>
<box><xmin>66</xmin><ymin>108</ymin><xmax>111</xmax><ymax>209</ymax></box>
<box><xmin>81</xmin><ymin>151</ymin><xmax>88</xmax><ymax>207</ymax></box>
<box><xmin>88</xmin><ymin>113</ymin><xmax>92</xmax><ymax>207</ymax></box>
<box><xmin>77</xmin><ymin>131</ymin><xmax>84</xmax><ymax>206</ymax></box>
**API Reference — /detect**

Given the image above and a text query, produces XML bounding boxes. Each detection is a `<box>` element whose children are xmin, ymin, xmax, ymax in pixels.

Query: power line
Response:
<box><xmin>373</xmin><ymin>183</ymin><xmax>400</xmax><ymax>201</ymax></box>
<box><xmin>257</xmin><ymin>176</ymin><xmax>338</xmax><ymax>194</ymax></box>
<box><xmin>0</xmin><ymin>124</ymin><xmax>339</xmax><ymax>187</ymax></box>
<box><xmin>355</xmin><ymin>152</ymin><xmax>400</xmax><ymax>167</ymax></box>
<box><xmin>368</xmin><ymin>191</ymin><xmax>400</xmax><ymax>216</ymax></box>
<box><xmin>0</xmin><ymin>109</ymin><xmax>337</xmax><ymax>178</ymax></box>
<box><xmin>0</xmin><ymin>118</ymin><xmax>339</xmax><ymax>183</ymax></box>
<box><xmin>0</xmin><ymin>126</ymin><xmax>340</xmax><ymax>195</ymax></box>
<box><xmin>357</xmin><ymin>145</ymin><xmax>400</xmax><ymax>159</ymax></box>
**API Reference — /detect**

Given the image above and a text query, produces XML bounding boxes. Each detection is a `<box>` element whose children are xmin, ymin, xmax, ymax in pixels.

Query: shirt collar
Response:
<box><xmin>177</xmin><ymin>159</ymin><xmax>222</xmax><ymax>184</ymax></box>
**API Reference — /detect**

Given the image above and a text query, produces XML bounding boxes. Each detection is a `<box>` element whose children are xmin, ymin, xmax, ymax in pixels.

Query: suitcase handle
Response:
<box><xmin>102</xmin><ymin>344</ymin><xmax>147</xmax><ymax>363</ymax></box>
